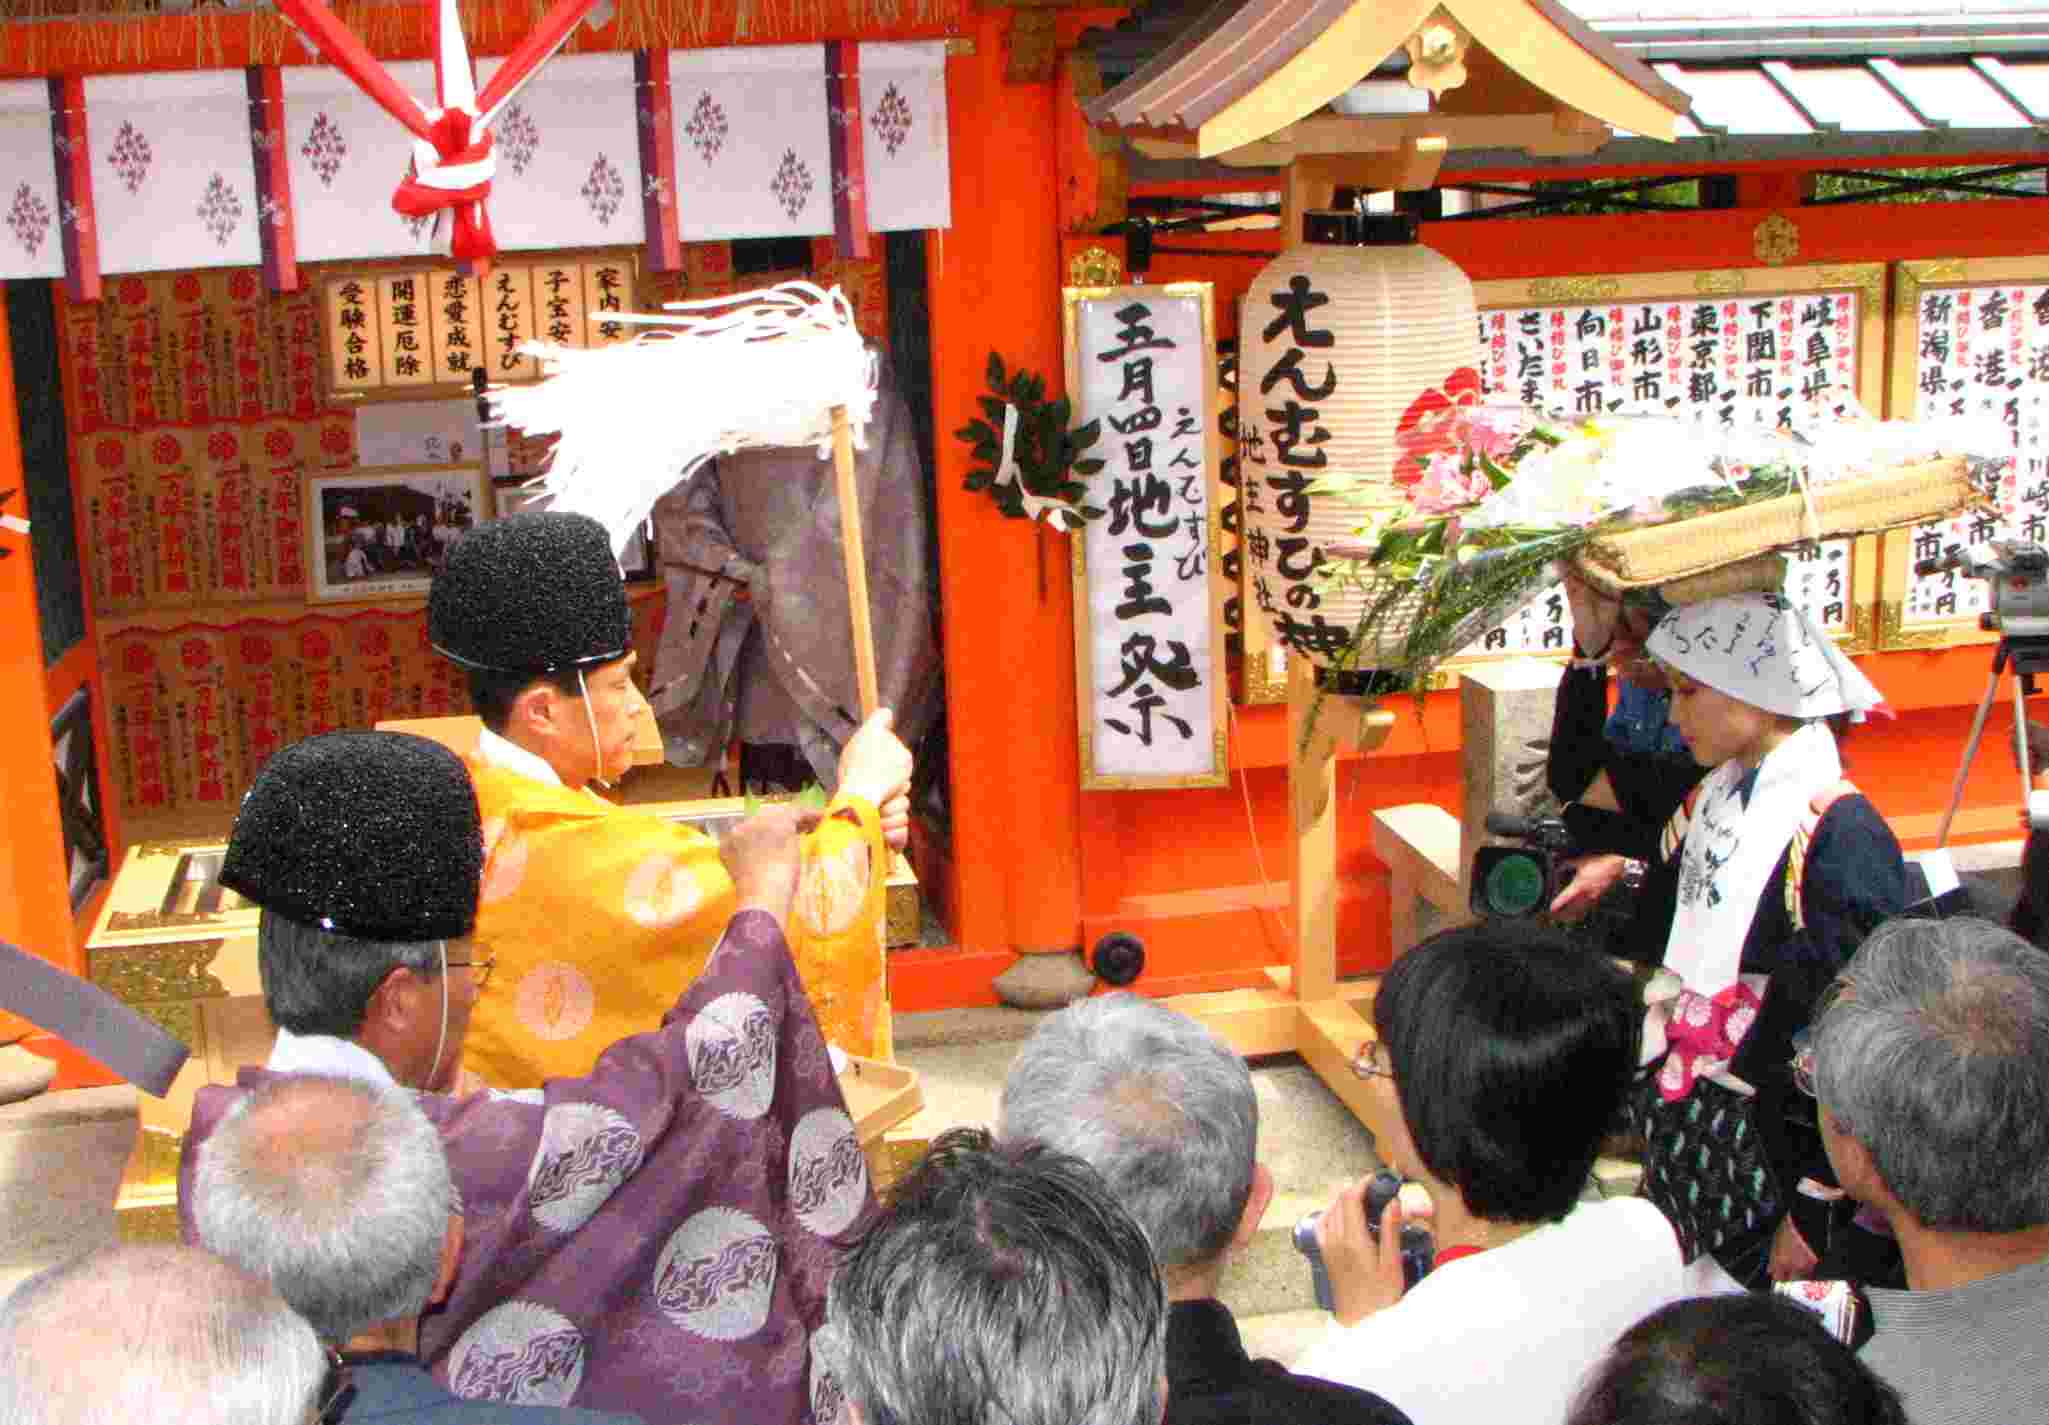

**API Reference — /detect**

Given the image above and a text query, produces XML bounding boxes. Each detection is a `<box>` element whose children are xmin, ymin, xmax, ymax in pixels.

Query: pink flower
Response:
<box><xmin>1659</xmin><ymin>1055</ymin><xmax>1687</xmax><ymax>1094</ymax></box>
<box><xmin>1410</xmin><ymin>450</ymin><xmax>1490</xmax><ymax>515</ymax></box>
<box><xmin>1723</xmin><ymin>1004</ymin><xmax>1756</xmax><ymax>1045</ymax></box>
<box><xmin>1457</xmin><ymin>404</ymin><xmax>1531</xmax><ymax>461</ymax></box>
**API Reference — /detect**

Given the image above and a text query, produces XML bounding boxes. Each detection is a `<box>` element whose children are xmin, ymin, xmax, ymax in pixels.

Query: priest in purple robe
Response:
<box><xmin>176</xmin><ymin>729</ymin><xmax>877</xmax><ymax>1424</ymax></box>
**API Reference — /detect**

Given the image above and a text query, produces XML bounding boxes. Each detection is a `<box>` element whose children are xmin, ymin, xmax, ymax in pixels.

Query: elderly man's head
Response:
<box><xmin>1814</xmin><ymin>916</ymin><xmax>2049</xmax><ymax>1233</ymax></box>
<box><xmin>819</xmin><ymin>1127</ymin><xmax>1166</xmax><ymax>1425</ymax></box>
<box><xmin>998</xmin><ymin>992</ymin><xmax>1262</xmax><ymax>1284</ymax></box>
<box><xmin>0</xmin><ymin>1243</ymin><xmax>327</xmax><ymax>1425</ymax></box>
<box><xmin>194</xmin><ymin>1075</ymin><xmax>459</xmax><ymax>1346</ymax></box>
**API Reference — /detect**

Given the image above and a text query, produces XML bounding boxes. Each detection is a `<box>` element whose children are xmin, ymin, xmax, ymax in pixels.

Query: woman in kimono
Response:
<box><xmin>1638</xmin><ymin>590</ymin><xmax>1907</xmax><ymax>1292</ymax></box>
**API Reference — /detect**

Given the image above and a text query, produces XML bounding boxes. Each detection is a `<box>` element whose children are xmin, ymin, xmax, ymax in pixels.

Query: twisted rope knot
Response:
<box><xmin>392</xmin><ymin>105</ymin><xmax>497</xmax><ymax>262</ymax></box>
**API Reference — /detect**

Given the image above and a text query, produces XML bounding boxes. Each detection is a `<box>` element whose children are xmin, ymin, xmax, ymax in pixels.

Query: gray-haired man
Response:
<box><xmin>999</xmin><ymin>993</ymin><xmax>1410</xmax><ymax>1425</ymax></box>
<box><xmin>1812</xmin><ymin>916</ymin><xmax>2049</xmax><ymax>1425</ymax></box>
<box><xmin>194</xmin><ymin>1074</ymin><xmax>637</xmax><ymax>1425</ymax></box>
<box><xmin>0</xmin><ymin>1244</ymin><xmax>326</xmax><ymax>1425</ymax></box>
<box><xmin>819</xmin><ymin>1126</ymin><xmax>1167</xmax><ymax>1425</ymax></box>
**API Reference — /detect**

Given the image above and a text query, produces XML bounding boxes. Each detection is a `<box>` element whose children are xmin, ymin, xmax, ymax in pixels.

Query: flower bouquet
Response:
<box><xmin>1314</xmin><ymin>403</ymin><xmax>1998</xmax><ymax>697</ymax></box>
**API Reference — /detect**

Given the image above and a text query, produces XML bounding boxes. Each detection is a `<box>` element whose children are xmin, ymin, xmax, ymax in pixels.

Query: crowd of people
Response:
<box><xmin>3</xmin><ymin>517</ymin><xmax>2044</xmax><ymax>1425</ymax></box>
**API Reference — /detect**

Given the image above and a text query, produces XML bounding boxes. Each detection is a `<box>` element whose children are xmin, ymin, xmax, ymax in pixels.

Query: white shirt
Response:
<box><xmin>476</xmin><ymin>725</ymin><xmax>562</xmax><ymax>787</ymax></box>
<box><xmin>1293</xmin><ymin>1198</ymin><xmax>1686</xmax><ymax>1425</ymax></box>
<box><xmin>266</xmin><ymin>1025</ymin><xmax>398</xmax><ymax>1086</ymax></box>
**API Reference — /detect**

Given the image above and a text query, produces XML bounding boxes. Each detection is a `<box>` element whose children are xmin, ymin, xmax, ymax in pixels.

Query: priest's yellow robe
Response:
<box><xmin>462</xmin><ymin>755</ymin><xmax>889</xmax><ymax>1087</ymax></box>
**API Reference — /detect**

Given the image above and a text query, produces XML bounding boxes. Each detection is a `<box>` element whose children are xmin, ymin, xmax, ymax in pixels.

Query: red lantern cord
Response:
<box><xmin>274</xmin><ymin>0</ymin><xmax>600</xmax><ymax>268</ymax></box>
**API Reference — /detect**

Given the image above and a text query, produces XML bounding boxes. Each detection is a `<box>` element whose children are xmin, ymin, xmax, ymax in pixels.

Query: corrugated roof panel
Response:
<box><xmin>1989</xmin><ymin>59</ymin><xmax>2049</xmax><ymax>118</ymax></box>
<box><xmin>1662</xmin><ymin>65</ymin><xmax>1817</xmax><ymax>133</ymax></box>
<box><xmin>1883</xmin><ymin>61</ymin><xmax>2032</xmax><ymax>126</ymax></box>
<box><xmin>1774</xmin><ymin>63</ymin><xmax>1924</xmax><ymax>130</ymax></box>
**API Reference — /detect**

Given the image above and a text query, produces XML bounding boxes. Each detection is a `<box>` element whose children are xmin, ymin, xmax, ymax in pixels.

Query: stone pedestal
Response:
<box><xmin>1457</xmin><ymin>659</ymin><xmax>1567</xmax><ymax>909</ymax></box>
<box><xmin>0</xmin><ymin>1085</ymin><xmax>138</xmax><ymax>1294</ymax></box>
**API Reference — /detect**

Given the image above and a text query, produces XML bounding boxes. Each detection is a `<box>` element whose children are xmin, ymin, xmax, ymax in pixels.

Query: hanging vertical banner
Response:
<box><xmin>667</xmin><ymin>45</ymin><xmax>833</xmax><ymax>240</ymax></box>
<box><xmin>85</xmin><ymin>71</ymin><xmax>262</xmax><ymax>274</ymax></box>
<box><xmin>0</xmin><ymin>80</ymin><xmax>67</xmax><ymax>283</ymax></box>
<box><xmin>858</xmin><ymin>41</ymin><xmax>950</xmax><ymax>233</ymax></box>
<box><xmin>280</xmin><ymin>60</ymin><xmax>438</xmax><ymax>264</ymax></box>
<box><xmin>1065</xmin><ymin>281</ymin><xmax>1226</xmax><ymax>790</ymax></box>
<box><xmin>473</xmin><ymin>52</ymin><xmax>644</xmax><ymax>253</ymax></box>
<box><xmin>1882</xmin><ymin>256</ymin><xmax>2046</xmax><ymax>648</ymax></box>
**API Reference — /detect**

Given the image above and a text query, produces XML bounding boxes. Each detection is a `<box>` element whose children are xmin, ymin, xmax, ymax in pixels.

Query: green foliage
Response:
<box><xmin>953</xmin><ymin>352</ymin><xmax>1107</xmax><ymax>524</ymax></box>
<box><xmin>1811</xmin><ymin>166</ymin><xmax>2037</xmax><ymax>205</ymax></box>
<box><xmin>742</xmin><ymin>784</ymin><xmax>831</xmax><ymax>816</ymax></box>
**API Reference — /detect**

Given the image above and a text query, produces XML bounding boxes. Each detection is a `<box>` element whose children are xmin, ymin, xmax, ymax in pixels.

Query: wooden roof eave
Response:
<box><xmin>1084</xmin><ymin>0</ymin><xmax>1696</xmax><ymax>160</ymax></box>
<box><xmin>1082</xmin><ymin>0</ymin><xmax>1362</xmax><ymax>133</ymax></box>
<box><xmin>1131</xmin><ymin>108</ymin><xmax>1616</xmax><ymax>166</ymax></box>
<box><xmin>1196</xmin><ymin>0</ymin><xmax>1689</xmax><ymax>157</ymax></box>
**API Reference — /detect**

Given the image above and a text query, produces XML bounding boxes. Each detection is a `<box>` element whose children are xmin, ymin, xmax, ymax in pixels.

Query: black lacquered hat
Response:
<box><xmin>221</xmin><ymin>732</ymin><xmax>482</xmax><ymax>942</ymax></box>
<box><xmin>427</xmin><ymin>510</ymin><xmax>632</xmax><ymax>674</ymax></box>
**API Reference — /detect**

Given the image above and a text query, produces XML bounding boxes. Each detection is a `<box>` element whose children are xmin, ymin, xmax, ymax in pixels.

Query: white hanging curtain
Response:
<box><xmin>86</xmin><ymin>70</ymin><xmax>261</xmax><ymax>273</ymax></box>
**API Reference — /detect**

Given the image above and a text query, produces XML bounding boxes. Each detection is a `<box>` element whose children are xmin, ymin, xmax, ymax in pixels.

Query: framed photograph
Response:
<box><xmin>304</xmin><ymin>464</ymin><xmax>488</xmax><ymax>605</ymax></box>
<box><xmin>492</xmin><ymin>479</ymin><xmax>657</xmax><ymax>581</ymax></box>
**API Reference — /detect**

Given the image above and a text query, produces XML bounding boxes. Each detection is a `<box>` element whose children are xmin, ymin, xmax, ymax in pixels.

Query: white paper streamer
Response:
<box><xmin>488</xmin><ymin>280</ymin><xmax>878</xmax><ymax>557</ymax></box>
<box><xmin>993</xmin><ymin>403</ymin><xmax>1087</xmax><ymax>531</ymax></box>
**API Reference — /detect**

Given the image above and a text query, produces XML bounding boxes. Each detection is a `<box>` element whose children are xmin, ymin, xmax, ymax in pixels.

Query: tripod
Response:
<box><xmin>1935</xmin><ymin>634</ymin><xmax>2049</xmax><ymax>846</ymax></box>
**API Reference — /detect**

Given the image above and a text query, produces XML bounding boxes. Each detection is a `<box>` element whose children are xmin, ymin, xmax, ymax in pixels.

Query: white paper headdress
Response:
<box><xmin>1647</xmin><ymin>592</ymin><xmax>1884</xmax><ymax>720</ymax></box>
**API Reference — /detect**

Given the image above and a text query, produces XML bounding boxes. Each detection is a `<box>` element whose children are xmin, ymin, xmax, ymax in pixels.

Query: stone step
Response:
<box><xmin>890</xmin><ymin>1005</ymin><xmax>1386</xmax><ymax>1321</ymax></box>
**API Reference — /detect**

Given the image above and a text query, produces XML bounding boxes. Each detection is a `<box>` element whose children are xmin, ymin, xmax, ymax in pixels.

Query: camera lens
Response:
<box><xmin>1482</xmin><ymin>851</ymin><xmax>1548</xmax><ymax>916</ymax></box>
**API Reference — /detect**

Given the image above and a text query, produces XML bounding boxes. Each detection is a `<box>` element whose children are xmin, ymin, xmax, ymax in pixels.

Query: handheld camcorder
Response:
<box><xmin>1469</xmin><ymin>811</ymin><xmax>1576</xmax><ymax>918</ymax></box>
<box><xmin>1292</xmin><ymin>1170</ymin><xmax>1435</xmax><ymax>1310</ymax></box>
<box><xmin>1915</xmin><ymin>540</ymin><xmax>2049</xmax><ymax>639</ymax></box>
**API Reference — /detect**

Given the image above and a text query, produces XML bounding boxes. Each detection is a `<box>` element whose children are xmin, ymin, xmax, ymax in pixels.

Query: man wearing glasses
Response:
<box><xmin>194</xmin><ymin>1075</ymin><xmax>637</xmax><ymax>1425</ymax></box>
<box><xmin>177</xmin><ymin>728</ymin><xmax>872</xmax><ymax>1423</ymax></box>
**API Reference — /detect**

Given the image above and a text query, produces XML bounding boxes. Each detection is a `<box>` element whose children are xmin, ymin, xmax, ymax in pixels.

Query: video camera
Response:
<box><xmin>1915</xmin><ymin>540</ymin><xmax>2049</xmax><ymax>640</ymax></box>
<box><xmin>1293</xmin><ymin>1171</ymin><xmax>1435</xmax><ymax>1309</ymax></box>
<box><xmin>1469</xmin><ymin>811</ymin><xmax>1577</xmax><ymax>918</ymax></box>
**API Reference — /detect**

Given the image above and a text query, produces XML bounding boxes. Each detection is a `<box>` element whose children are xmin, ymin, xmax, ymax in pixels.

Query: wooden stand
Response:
<box><xmin>1165</xmin><ymin>657</ymin><xmax>1396</xmax><ymax>1147</ymax></box>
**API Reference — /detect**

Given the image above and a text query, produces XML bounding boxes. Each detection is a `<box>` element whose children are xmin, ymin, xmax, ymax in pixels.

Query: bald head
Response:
<box><xmin>0</xmin><ymin>1243</ymin><xmax>325</xmax><ymax>1425</ymax></box>
<box><xmin>194</xmin><ymin>1074</ymin><xmax>452</xmax><ymax>1343</ymax></box>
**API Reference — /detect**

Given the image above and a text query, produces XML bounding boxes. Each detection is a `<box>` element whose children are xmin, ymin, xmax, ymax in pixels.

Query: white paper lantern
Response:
<box><xmin>1239</xmin><ymin>216</ymin><xmax>1481</xmax><ymax>670</ymax></box>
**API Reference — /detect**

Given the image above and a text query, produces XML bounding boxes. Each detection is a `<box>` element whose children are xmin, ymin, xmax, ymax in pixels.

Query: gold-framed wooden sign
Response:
<box><xmin>1065</xmin><ymin>281</ymin><xmax>1229</xmax><ymax>789</ymax></box>
<box><xmin>1877</xmin><ymin>256</ymin><xmax>2048</xmax><ymax>650</ymax></box>
<box><xmin>1466</xmin><ymin>262</ymin><xmax>1887</xmax><ymax>658</ymax></box>
<box><xmin>322</xmin><ymin>252</ymin><xmax>638</xmax><ymax>402</ymax></box>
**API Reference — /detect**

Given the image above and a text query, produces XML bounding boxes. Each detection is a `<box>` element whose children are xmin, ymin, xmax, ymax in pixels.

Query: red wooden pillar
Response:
<box><xmin>0</xmin><ymin>285</ymin><xmax>81</xmax><ymax>980</ymax></box>
<box><xmin>925</xmin><ymin>11</ymin><xmax>1084</xmax><ymax>976</ymax></box>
